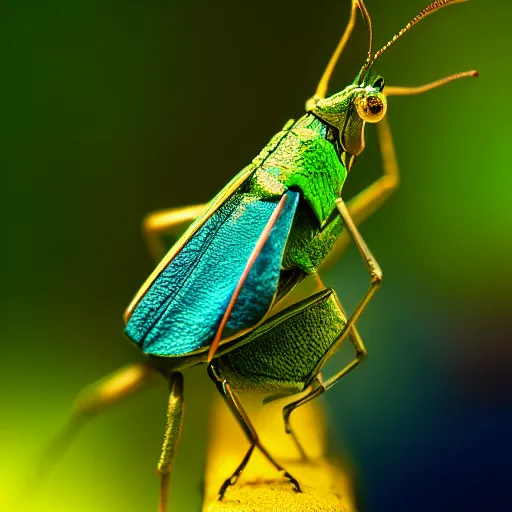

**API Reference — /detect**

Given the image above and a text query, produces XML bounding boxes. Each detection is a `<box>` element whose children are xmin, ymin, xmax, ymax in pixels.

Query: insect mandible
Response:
<box><xmin>31</xmin><ymin>1</ymin><xmax>477</xmax><ymax>510</ymax></box>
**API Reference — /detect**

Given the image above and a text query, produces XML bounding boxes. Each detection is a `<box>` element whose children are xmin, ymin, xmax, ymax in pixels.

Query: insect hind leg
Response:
<box><xmin>207</xmin><ymin>364</ymin><xmax>301</xmax><ymax>499</ymax></box>
<box><xmin>215</xmin><ymin>286</ymin><xmax>352</xmax><ymax>461</ymax></box>
<box><xmin>18</xmin><ymin>363</ymin><xmax>156</xmax><ymax>509</ymax></box>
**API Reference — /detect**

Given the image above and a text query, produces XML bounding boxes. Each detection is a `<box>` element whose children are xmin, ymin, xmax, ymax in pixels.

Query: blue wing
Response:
<box><xmin>125</xmin><ymin>190</ymin><xmax>299</xmax><ymax>356</ymax></box>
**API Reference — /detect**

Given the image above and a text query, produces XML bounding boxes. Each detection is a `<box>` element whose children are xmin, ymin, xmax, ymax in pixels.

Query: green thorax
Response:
<box><xmin>246</xmin><ymin>114</ymin><xmax>347</xmax><ymax>227</ymax></box>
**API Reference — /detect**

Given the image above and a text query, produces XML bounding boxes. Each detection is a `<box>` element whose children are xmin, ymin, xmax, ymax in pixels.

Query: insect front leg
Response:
<box><xmin>143</xmin><ymin>203</ymin><xmax>207</xmax><ymax>261</ymax></box>
<box><xmin>207</xmin><ymin>364</ymin><xmax>301</xmax><ymax>500</ymax></box>
<box><xmin>321</xmin><ymin>114</ymin><xmax>399</xmax><ymax>269</ymax></box>
<box><xmin>334</xmin><ymin>197</ymin><xmax>383</xmax><ymax>337</ymax></box>
<box><xmin>157</xmin><ymin>372</ymin><xmax>185</xmax><ymax>512</ymax></box>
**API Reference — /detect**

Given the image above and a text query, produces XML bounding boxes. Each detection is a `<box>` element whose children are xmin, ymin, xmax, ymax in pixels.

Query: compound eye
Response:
<box><xmin>354</xmin><ymin>91</ymin><xmax>387</xmax><ymax>123</ymax></box>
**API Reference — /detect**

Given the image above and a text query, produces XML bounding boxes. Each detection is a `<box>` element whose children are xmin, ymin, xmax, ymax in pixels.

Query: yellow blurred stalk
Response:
<box><xmin>203</xmin><ymin>394</ymin><xmax>356</xmax><ymax>512</ymax></box>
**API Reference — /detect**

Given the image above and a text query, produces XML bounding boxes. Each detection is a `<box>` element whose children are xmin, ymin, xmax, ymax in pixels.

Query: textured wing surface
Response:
<box><xmin>125</xmin><ymin>190</ymin><xmax>299</xmax><ymax>356</ymax></box>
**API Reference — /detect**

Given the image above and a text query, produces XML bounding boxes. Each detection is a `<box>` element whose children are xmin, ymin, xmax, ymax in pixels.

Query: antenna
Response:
<box><xmin>385</xmin><ymin>70</ymin><xmax>478</xmax><ymax>96</ymax></box>
<box><xmin>373</xmin><ymin>0</ymin><xmax>468</xmax><ymax>63</ymax></box>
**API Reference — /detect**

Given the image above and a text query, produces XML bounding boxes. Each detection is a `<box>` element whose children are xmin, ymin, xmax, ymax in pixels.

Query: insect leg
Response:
<box><xmin>207</xmin><ymin>364</ymin><xmax>301</xmax><ymax>499</ymax></box>
<box><xmin>143</xmin><ymin>203</ymin><xmax>207</xmax><ymax>261</ymax></box>
<box><xmin>284</xmin><ymin>200</ymin><xmax>380</xmax><ymax>436</ymax></box>
<box><xmin>216</xmin><ymin>286</ymin><xmax>349</xmax><ymax>461</ymax></box>
<box><xmin>279</xmin><ymin>278</ymin><xmax>367</xmax><ymax>455</ymax></box>
<box><xmin>19</xmin><ymin>363</ymin><xmax>156</xmax><ymax>508</ymax></box>
<box><xmin>320</xmin><ymin>114</ymin><xmax>399</xmax><ymax>269</ymax></box>
<box><xmin>283</xmin><ymin>318</ymin><xmax>367</xmax><ymax>440</ymax></box>
<box><xmin>320</xmin><ymin>71</ymin><xmax>476</xmax><ymax>267</ymax></box>
<box><xmin>334</xmin><ymin>197</ymin><xmax>382</xmax><ymax>341</ymax></box>
<box><xmin>157</xmin><ymin>372</ymin><xmax>185</xmax><ymax>512</ymax></box>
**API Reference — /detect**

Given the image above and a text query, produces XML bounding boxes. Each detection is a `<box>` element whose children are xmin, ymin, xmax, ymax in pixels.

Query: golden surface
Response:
<box><xmin>203</xmin><ymin>395</ymin><xmax>355</xmax><ymax>512</ymax></box>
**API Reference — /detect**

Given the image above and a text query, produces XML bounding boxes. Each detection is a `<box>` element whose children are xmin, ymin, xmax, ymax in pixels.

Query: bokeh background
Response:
<box><xmin>2</xmin><ymin>0</ymin><xmax>511</xmax><ymax>511</ymax></box>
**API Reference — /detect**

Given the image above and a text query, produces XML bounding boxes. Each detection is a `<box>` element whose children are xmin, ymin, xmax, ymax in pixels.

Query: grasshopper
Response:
<box><xmin>29</xmin><ymin>1</ymin><xmax>477</xmax><ymax>510</ymax></box>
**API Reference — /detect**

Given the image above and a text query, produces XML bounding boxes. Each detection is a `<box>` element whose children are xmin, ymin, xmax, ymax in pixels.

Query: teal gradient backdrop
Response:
<box><xmin>2</xmin><ymin>1</ymin><xmax>511</xmax><ymax>511</ymax></box>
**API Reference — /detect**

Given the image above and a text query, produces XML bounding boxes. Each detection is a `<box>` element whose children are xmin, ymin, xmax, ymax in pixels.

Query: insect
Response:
<box><xmin>28</xmin><ymin>1</ymin><xmax>476</xmax><ymax>511</ymax></box>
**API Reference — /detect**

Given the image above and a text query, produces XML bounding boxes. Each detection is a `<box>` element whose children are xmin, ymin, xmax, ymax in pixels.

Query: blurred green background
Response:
<box><xmin>2</xmin><ymin>0</ymin><xmax>511</xmax><ymax>511</ymax></box>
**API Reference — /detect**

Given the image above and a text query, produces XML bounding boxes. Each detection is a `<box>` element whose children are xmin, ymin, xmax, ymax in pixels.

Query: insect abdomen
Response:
<box><xmin>215</xmin><ymin>288</ymin><xmax>346</xmax><ymax>394</ymax></box>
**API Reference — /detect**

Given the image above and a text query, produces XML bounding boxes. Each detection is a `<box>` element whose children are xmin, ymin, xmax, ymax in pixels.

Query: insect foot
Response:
<box><xmin>218</xmin><ymin>475</ymin><xmax>240</xmax><ymax>501</ymax></box>
<box><xmin>281</xmin><ymin>469</ymin><xmax>302</xmax><ymax>493</ymax></box>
